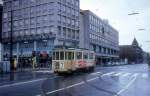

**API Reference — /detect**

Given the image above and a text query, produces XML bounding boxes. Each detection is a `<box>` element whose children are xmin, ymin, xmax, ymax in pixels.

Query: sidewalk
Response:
<box><xmin>0</xmin><ymin>67</ymin><xmax>52</xmax><ymax>74</ymax></box>
<box><xmin>0</xmin><ymin>68</ymin><xmax>53</xmax><ymax>86</ymax></box>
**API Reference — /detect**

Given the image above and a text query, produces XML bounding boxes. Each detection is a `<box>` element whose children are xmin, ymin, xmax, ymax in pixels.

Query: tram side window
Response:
<box><xmin>83</xmin><ymin>53</ymin><xmax>88</xmax><ymax>59</ymax></box>
<box><xmin>89</xmin><ymin>53</ymin><xmax>94</xmax><ymax>59</ymax></box>
<box><xmin>60</xmin><ymin>52</ymin><xmax>64</xmax><ymax>60</ymax></box>
<box><xmin>72</xmin><ymin>52</ymin><xmax>74</xmax><ymax>60</ymax></box>
<box><xmin>56</xmin><ymin>52</ymin><xmax>59</xmax><ymax>60</ymax></box>
<box><xmin>68</xmin><ymin>52</ymin><xmax>72</xmax><ymax>60</ymax></box>
<box><xmin>65</xmin><ymin>52</ymin><xmax>68</xmax><ymax>60</ymax></box>
<box><xmin>76</xmin><ymin>52</ymin><xmax>82</xmax><ymax>59</ymax></box>
<box><xmin>53</xmin><ymin>52</ymin><xmax>55</xmax><ymax>60</ymax></box>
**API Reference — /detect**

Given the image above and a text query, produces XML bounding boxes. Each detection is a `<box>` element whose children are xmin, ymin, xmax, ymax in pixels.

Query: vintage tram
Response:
<box><xmin>52</xmin><ymin>48</ymin><xmax>95</xmax><ymax>74</ymax></box>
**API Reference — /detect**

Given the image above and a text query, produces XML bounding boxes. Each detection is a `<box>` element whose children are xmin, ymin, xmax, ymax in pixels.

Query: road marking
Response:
<box><xmin>36</xmin><ymin>77</ymin><xmax>99</xmax><ymax>96</ymax></box>
<box><xmin>114</xmin><ymin>74</ymin><xmax>138</xmax><ymax>96</ymax></box>
<box><xmin>0</xmin><ymin>76</ymin><xmax>59</xmax><ymax>89</ymax></box>
<box><xmin>91</xmin><ymin>71</ymin><xmax>102</xmax><ymax>75</ymax></box>
<box><xmin>101</xmin><ymin>72</ymin><xmax>115</xmax><ymax>77</ymax></box>
<box><xmin>122</xmin><ymin>73</ymin><xmax>131</xmax><ymax>77</ymax></box>
<box><xmin>141</xmin><ymin>73</ymin><xmax>149</xmax><ymax>78</ymax></box>
<box><xmin>132</xmin><ymin>73</ymin><xmax>139</xmax><ymax>77</ymax></box>
<box><xmin>112</xmin><ymin>72</ymin><xmax>123</xmax><ymax>76</ymax></box>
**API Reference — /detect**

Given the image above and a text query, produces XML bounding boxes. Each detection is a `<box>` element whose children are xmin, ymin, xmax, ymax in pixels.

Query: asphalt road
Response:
<box><xmin>0</xmin><ymin>64</ymin><xmax>150</xmax><ymax>96</ymax></box>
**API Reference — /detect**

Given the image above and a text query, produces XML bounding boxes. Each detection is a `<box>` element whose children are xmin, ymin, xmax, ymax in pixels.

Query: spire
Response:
<box><xmin>132</xmin><ymin>38</ymin><xmax>139</xmax><ymax>47</ymax></box>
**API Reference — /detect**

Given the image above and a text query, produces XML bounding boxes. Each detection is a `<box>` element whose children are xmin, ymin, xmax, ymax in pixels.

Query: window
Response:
<box><xmin>60</xmin><ymin>52</ymin><xmax>64</xmax><ymax>60</ymax></box>
<box><xmin>53</xmin><ymin>52</ymin><xmax>55</xmax><ymax>60</ymax></box>
<box><xmin>24</xmin><ymin>19</ymin><xmax>29</xmax><ymax>25</ymax></box>
<box><xmin>89</xmin><ymin>53</ymin><xmax>94</xmax><ymax>59</ymax></box>
<box><xmin>58</xmin><ymin>15</ymin><xmax>61</xmax><ymax>21</ymax></box>
<box><xmin>65</xmin><ymin>52</ymin><xmax>74</xmax><ymax>60</ymax></box>
<box><xmin>31</xmin><ymin>29</ymin><xmax>36</xmax><ymax>35</ymax></box>
<box><xmin>30</xmin><ymin>18</ymin><xmax>36</xmax><ymax>25</ymax></box>
<box><xmin>68</xmin><ymin>52</ymin><xmax>72</xmax><ymax>60</ymax></box>
<box><xmin>56</xmin><ymin>52</ymin><xmax>59</xmax><ymax>60</ymax></box>
<box><xmin>76</xmin><ymin>52</ymin><xmax>82</xmax><ymax>59</ymax></box>
<box><xmin>65</xmin><ymin>52</ymin><xmax>68</xmax><ymax>60</ymax></box>
<box><xmin>62</xmin><ymin>5</ymin><xmax>65</xmax><ymax>12</ymax></box>
<box><xmin>75</xmin><ymin>0</ymin><xmax>79</xmax><ymax>6</ymax></box>
<box><xmin>83</xmin><ymin>53</ymin><xmax>88</xmax><ymax>59</ymax></box>
<box><xmin>50</xmin><ymin>26</ymin><xmax>55</xmax><ymax>32</ymax></box>
<box><xmin>37</xmin><ymin>28</ymin><xmax>42</xmax><ymax>34</ymax></box>
<box><xmin>102</xmin><ymin>27</ymin><xmax>105</xmax><ymax>34</ymax></box>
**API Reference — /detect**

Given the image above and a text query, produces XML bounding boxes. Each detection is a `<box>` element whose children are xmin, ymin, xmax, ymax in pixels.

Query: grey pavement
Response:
<box><xmin>0</xmin><ymin>64</ymin><xmax>150</xmax><ymax>96</ymax></box>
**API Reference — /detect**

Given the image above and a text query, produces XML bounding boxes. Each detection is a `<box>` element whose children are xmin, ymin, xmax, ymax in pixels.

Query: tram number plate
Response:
<box><xmin>78</xmin><ymin>61</ymin><xmax>86</xmax><ymax>68</ymax></box>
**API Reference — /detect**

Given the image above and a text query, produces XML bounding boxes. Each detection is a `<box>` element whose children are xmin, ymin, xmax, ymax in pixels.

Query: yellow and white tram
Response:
<box><xmin>52</xmin><ymin>48</ymin><xmax>95</xmax><ymax>74</ymax></box>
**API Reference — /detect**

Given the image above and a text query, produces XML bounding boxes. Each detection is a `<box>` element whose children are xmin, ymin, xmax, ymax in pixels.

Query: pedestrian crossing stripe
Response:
<box><xmin>122</xmin><ymin>73</ymin><xmax>131</xmax><ymax>77</ymax></box>
<box><xmin>101</xmin><ymin>72</ymin><xmax>115</xmax><ymax>77</ymax></box>
<box><xmin>131</xmin><ymin>73</ymin><xmax>139</xmax><ymax>77</ymax></box>
<box><xmin>112</xmin><ymin>72</ymin><xmax>123</xmax><ymax>76</ymax></box>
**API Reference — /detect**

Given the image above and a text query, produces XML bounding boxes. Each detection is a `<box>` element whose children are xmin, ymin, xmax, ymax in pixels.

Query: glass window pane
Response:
<box><xmin>68</xmin><ymin>52</ymin><xmax>72</xmax><ymax>60</ymax></box>
<box><xmin>60</xmin><ymin>52</ymin><xmax>64</xmax><ymax>60</ymax></box>
<box><xmin>76</xmin><ymin>52</ymin><xmax>82</xmax><ymax>59</ymax></box>
<box><xmin>56</xmin><ymin>52</ymin><xmax>59</xmax><ymax>60</ymax></box>
<box><xmin>65</xmin><ymin>52</ymin><xmax>68</xmax><ymax>60</ymax></box>
<box><xmin>90</xmin><ymin>53</ymin><xmax>94</xmax><ymax>59</ymax></box>
<box><xmin>52</xmin><ymin>52</ymin><xmax>55</xmax><ymax>60</ymax></box>
<box><xmin>83</xmin><ymin>53</ymin><xmax>88</xmax><ymax>59</ymax></box>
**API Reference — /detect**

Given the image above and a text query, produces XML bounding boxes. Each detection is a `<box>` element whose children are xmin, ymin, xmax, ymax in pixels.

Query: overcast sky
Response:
<box><xmin>80</xmin><ymin>0</ymin><xmax>150</xmax><ymax>52</ymax></box>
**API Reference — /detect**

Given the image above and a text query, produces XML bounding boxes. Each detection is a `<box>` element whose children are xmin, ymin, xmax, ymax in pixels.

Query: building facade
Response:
<box><xmin>119</xmin><ymin>38</ymin><xmax>144</xmax><ymax>64</ymax></box>
<box><xmin>2</xmin><ymin>0</ymin><xmax>80</xmax><ymax>67</ymax></box>
<box><xmin>80</xmin><ymin>10</ymin><xmax>119</xmax><ymax>66</ymax></box>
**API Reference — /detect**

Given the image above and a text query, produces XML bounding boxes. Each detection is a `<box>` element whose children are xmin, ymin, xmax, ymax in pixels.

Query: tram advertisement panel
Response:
<box><xmin>78</xmin><ymin>60</ymin><xmax>86</xmax><ymax>68</ymax></box>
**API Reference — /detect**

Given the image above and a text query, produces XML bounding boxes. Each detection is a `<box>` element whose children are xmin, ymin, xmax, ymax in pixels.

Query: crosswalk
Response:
<box><xmin>92</xmin><ymin>71</ymin><xmax>149</xmax><ymax>79</ymax></box>
<box><xmin>34</xmin><ymin>70</ymin><xmax>149</xmax><ymax>79</ymax></box>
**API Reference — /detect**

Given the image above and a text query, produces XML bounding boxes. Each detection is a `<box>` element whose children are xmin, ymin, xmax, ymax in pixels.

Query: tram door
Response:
<box><xmin>65</xmin><ymin>51</ymin><xmax>74</xmax><ymax>70</ymax></box>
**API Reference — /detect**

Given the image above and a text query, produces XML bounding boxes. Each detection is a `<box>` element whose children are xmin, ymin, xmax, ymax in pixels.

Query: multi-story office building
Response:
<box><xmin>0</xmin><ymin>4</ymin><xmax>3</xmax><ymax>61</ymax></box>
<box><xmin>2</xmin><ymin>0</ymin><xmax>80</xmax><ymax>66</ymax></box>
<box><xmin>80</xmin><ymin>10</ymin><xmax>119</xmax><ymax>65</ymax></box>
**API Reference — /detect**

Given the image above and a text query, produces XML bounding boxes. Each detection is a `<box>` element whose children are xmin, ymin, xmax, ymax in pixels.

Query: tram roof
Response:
<box><xmin>53</xmin><ymin>47</ymin><xmax>94</xmax><ymax>52</ymax></box>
